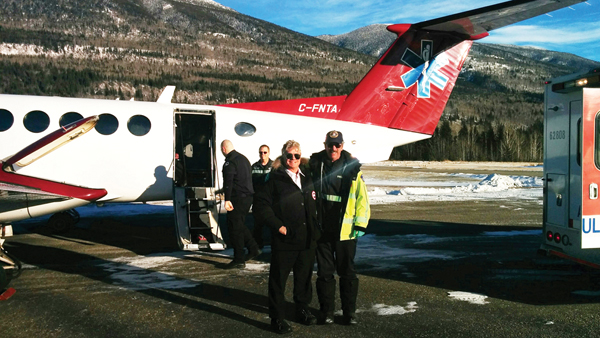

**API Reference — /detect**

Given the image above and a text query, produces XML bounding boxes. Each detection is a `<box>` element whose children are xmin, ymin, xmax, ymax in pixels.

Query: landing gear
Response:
<box><xmin>1</xmin><ymin>225</ymin><xmax>21</xmax><ymax>300</ymax></box>
<box><xmin>47</xmin><ymin>209</ymin><xmax>80</xmax><ymax>234</ymax></box>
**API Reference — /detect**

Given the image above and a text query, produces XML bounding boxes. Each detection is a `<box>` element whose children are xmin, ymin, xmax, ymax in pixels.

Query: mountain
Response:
<box><xmin>0</xmin><ymin>0</ymin><xmax>375</xmax><ymax>103</ymax></box>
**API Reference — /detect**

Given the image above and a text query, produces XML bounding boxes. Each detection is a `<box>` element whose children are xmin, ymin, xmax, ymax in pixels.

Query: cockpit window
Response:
<box><xmin>95</xmin><ymin>114</ymin><xmax>119</xmax><ymax>135</ymax></box>
<box><xmin>59</xmin><ymin>112</ymin><xmax>84</xmax><ymax>127</ymax></box>
<box><xmin>127</xmin><ymin>115</ymin><xmax>151</xmax><ymax>136</ymax></box>
<box><xmin>24</xmin><ymin>110</ymin><xmax>50</xmax><ymax>133</ymax></box>
<box><xmin>0</xmin><ymin>109</ymin><xmax>14</xmax><ymax>132</ymax></box>
<box><xmin>234</xmin><ymin>122</ymin><xmax>256</xmax><ymax>137</ymax></box>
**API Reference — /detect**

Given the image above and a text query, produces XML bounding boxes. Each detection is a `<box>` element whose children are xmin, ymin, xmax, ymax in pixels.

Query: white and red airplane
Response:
<box><xmin>0</xmin><ymin>0</ymin><xmax>588</xmax><ymax>292</ymax></box>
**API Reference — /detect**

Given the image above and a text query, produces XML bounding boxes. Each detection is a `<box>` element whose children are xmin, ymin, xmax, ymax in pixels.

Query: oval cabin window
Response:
<box><xmin>234</xmin><ymin>122</ymin><xmax>256</xmax><ymax>137</ymax></box>
<box><xmin>59</xmin><ymin>112</ymin><xmax>84</xmax><ymax>127</ymax></box>
<box><xmin>95</xmin><ymin>114</ymin><xmax>119</xmax><ymax>135</ymax></box>
<box><xmin>127</xmin><ymin>115</ymin><xmax>151</xmax><ymax>136</ymax></box>
<box><xmin>24</xmin><ymin>110</ymin><xmax>50</xmax><ymax>133</ymax></box>
<box><xmin>0</xmin><ymin>109</ymin><xmax>14</xmax><ymax>132</ymax></box>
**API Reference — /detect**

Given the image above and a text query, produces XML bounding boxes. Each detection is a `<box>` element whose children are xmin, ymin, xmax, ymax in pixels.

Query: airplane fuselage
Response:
<box><xmin>0</xmin><ymin>94</ymin><xmax>428</xmax><ymax>222</ymax></box>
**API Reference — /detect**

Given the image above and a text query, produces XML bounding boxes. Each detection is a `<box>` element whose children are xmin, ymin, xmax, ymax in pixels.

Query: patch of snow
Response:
<box><xmin>448</xmin><ymin>291</ymin><xmax>489</xmax><ymax>305</ymax></box>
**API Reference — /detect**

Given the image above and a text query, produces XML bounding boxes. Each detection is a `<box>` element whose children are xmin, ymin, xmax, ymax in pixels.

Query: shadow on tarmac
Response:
<box><xmin>10</xmin><ymin>214</ymin><xmax>600</xmax><ymax>308</ymax></box>
<box><xmin>360</xmin><ymin>218</ymin><xmax>600</xmax><ymax>306</ymax></box>
<box><xmin>5</xmin><ymin>241</ymin><xmax>273</xmax><ymax>332</ymax></box>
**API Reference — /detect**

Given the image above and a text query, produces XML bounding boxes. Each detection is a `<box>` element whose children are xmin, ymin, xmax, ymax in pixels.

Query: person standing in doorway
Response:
<box><xmin>251</xmin><ymin>145</ymin><xmax>273</xmax><ymax>249</ymax></box>
<box><xmin>309</xmin><ymin>131</ymin><xmax>370</xmax><ymax>325</ymax></box>
<box><xmin>221</xmin><ymin>140</ymin><xmax>261</xmax><ymax>269</ymax></box>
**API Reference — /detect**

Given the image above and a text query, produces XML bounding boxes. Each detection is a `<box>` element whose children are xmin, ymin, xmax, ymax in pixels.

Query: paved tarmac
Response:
<box><xmin>2</xmin><ymin>165</ymin><xmax>600</xmax><ymax>337</ymax></box>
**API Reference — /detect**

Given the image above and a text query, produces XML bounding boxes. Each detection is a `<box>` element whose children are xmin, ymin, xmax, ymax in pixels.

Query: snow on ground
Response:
<box><xmin>366</xmin><ymin>172</ymin><xmax>543</xmax><ymax>204</ymax></box>
<box><xmin>448</xmin><ymin>291</ymin><xmax>489</xmax><ymax>305</ymax></box>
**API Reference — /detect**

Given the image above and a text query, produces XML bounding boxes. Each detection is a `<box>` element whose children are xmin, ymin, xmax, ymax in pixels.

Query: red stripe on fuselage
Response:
<box><xmin>219</xmin><ymin>96</ymin><xmax>346</xmax><ymax>119</ymax></box>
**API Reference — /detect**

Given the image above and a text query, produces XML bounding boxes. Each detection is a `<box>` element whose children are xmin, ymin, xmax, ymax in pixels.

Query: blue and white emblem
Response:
<box><xmin>400</xmin><ymin>40</ymin><xmax>450</xmax><ymax>99</ymax></box>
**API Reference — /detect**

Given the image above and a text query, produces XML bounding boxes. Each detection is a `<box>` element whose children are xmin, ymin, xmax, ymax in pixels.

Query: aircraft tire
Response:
<box><xmin>47</xmin><ymin>212</ymin><xmax>76</xmax><ymax>234</ymax></box>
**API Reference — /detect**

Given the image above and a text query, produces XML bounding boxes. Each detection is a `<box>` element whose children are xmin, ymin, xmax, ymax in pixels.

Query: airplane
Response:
<box><xmin>0</xmin><ymin>0</ymin><xmax>588</xmax><ymax>296</ymax></box>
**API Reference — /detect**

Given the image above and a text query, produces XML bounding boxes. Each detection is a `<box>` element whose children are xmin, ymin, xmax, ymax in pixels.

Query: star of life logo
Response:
<box><xmin>400</xmin><ymin>40</ymin><xmax>450</xmax><ymax>99</ymax></box>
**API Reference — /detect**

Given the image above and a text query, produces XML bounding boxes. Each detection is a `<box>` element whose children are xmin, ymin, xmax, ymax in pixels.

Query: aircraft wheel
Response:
<box><xmin>47</xmin><ymin>211</ymin><xmax>76</xmax><ymax>234</ymax></box>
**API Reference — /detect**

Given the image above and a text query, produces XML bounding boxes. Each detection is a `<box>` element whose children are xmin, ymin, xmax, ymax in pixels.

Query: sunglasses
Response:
<box><xmin>326</xmin><ymin>142</ymin><xmax>342</xmax><ymax>149</ymax></box>
<box><xmin>286</xmin><ymin>153</ymin><xmax>301</xmax><ymax>160</ymax></box>
<box><xmin>259</xmin><ymin>151</ymin><xmax>268</xmax><ymax>154</ymax></box>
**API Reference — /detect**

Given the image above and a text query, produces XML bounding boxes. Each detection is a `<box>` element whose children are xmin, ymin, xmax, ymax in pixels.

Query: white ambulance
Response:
<box><xmin>541</xmin><ymin>68</ymin><xmax>600</xmax><ymax>267</ymax></box>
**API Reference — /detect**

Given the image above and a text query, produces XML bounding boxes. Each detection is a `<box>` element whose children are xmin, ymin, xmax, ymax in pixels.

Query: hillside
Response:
<box><xmin>0</xmin><ymin>0</ymin><xmax>374</xmax><ymax>103</ymax></box>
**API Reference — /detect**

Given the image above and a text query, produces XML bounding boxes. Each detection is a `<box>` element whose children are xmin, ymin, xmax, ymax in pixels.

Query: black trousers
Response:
<box><xmin>269</xmin><ymin>248</ymin><xmax>316</xmax><ymax>320</ymax></box>
<box><xmin>251</xmin><ymin>214</ymin><xmax>265</xmax><ymax>249</ymax></box>
<box><xmin>316</xmin><ymin>235</ymin><xmax>358</xmax><ymax>316</ymax></box>
<box><xmin>227</xmin><ymin>196</ymin><xmax>258</xmax><ymax>262</ymax></box>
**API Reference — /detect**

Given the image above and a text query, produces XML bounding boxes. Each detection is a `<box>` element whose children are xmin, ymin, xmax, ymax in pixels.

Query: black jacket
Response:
<box><xmin>222</xmin><ymin>150</ymin><xmax>254</xmax><ymax>200</ymax></box>
<box><xmin>253</xmin><ymin>160</ymin><xmax>320</xmax><ymax>251</ymax></box>
<box><xmin>309</xmin><ymin>149</ymin><xmax>361</xmax><ymax>232</ymax></box>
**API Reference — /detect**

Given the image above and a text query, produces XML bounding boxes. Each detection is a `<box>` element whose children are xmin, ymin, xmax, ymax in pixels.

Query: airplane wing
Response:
<box><xmin>414</xmin><ymin>0</ymin><xmax>587</xmax><ymax>39</ymax></box>
<box><xmin>0</xmin><ymin>116</ymin><xmax>107</xmax><ymax>208</ymax></box>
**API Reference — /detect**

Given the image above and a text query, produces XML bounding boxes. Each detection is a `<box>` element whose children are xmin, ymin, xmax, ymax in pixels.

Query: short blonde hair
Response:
<box><xmin>281</xmin><ymin>140</ymin><xmax>301</xmax><ymax>157</ymax></box>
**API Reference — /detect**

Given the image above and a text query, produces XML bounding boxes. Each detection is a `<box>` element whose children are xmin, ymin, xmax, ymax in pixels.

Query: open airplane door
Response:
<box><xmin>172</xmin><ymin>109</ymin><xmax>225</xmax><ymax>251</ymax></box>
<box><xmin>581</xmin><ymin>88</ymin><xmax>600</xmax><ymax>250</ymax></box>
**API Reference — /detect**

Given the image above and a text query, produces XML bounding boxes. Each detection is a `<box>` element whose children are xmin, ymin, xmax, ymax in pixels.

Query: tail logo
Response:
<box><xmin>400</xmin><ymin>40</ymin><xmax>450</xmax><ymax>99</ymax></box>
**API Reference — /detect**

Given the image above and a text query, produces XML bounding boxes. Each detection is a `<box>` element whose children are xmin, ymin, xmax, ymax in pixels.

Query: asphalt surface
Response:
<box><xmin>2</xmin><ymin>165</ymin><xmax>600</xmax><ymax>337</ymax></box>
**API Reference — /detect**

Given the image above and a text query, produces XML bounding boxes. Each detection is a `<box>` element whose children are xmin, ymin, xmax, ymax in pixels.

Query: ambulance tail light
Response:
<box><xmin>554</xmin><ymin>232</ymin><xmax>561</xmax><ymax>244</ymax></box>
<box><xmin>547</xmin><ymin>231</ymin><xmax>554</xmax><ymax>241</ymax></box>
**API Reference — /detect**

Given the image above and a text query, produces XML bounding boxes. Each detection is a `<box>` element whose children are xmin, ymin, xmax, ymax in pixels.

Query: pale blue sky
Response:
<box><xmin>215</xmin><ymin>0</ymin><xmax>600</xmax><ymax>62</ymax></box>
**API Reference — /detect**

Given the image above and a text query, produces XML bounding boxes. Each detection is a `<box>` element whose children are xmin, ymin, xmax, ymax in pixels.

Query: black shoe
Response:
<box><xmin>223</xmin><ymin>261</ymin><xmax>245</xmax><ymax>269</ymax></box>
<box><xmin>342</xmin><ymin>314</ymin><xmax>358</xmax><ymax>325</ymax></box>
<box><xmin>271</xmin><ymin>319</ymin><xmax>292</xmax><ymax>334</ymax></box>
<box><xmin>296</xmin><ymin>308</ymin><xmax>317</xmax><ymax>326</ymax></box>
<box><xmin>245</xmin><ymin>249</ymin><xmax>262</xmax><ymax>261</ymax></box>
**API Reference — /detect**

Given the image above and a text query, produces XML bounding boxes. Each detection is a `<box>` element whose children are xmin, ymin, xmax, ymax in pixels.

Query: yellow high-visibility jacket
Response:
<box><xmin>339</xmin><ymin>170</ymin><xmax>370</xmax><ymax>241</ymax></box>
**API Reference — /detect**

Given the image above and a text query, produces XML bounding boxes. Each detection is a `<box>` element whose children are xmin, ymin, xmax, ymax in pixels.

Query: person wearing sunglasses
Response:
<box><xmin>309</xmin><ymin>130</ymin><xmax>370</xmax><ymax>326</ymax></box>
<box><xmin>253</xmin><ymin>140</ymin><xmax>321</xmax><ymax>334</ymax></box>
<box><xmin>220</xmin><ymin>139</ymin><xmax>262</xmax><ymax>269</ymax></box>
<box><xmin>251</xmin><ymin>145</ymin><xmax>273</xmax><ymax>249</ymax></box>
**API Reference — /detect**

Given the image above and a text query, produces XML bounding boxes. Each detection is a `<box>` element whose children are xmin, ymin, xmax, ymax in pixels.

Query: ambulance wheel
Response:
<box><xmin>47</xmin><ymin>211</ymin><xmax>76</xmax><ymax>234</ymax></box>
<box><xmin>0</xmin><ymin>267</ymin><xmax>7</xmax><ymax>291</ymax></box>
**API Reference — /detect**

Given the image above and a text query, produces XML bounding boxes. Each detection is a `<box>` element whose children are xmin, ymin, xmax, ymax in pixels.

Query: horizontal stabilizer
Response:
<box><xmin>416</xmin><ymin>0</ymin><xmax>587</xmax><ymax>39</ymax></box>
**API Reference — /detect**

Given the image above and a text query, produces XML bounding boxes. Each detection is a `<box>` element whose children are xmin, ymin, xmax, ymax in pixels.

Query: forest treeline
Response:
<box><xmin>391</xmin><ymin>116</ymin><xmax>544</xmax><ymax>162</ymax></box>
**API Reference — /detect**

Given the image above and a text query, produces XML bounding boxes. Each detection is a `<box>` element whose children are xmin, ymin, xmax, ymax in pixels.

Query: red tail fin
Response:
<box><xmin>336</xmin><ymin>25</ymin><xmax>473</xmax><ymax>135</ymax></box>
<box><xmin>336</xmin><ymin>0</ymin><xmax>586</xmax><ymax>135</ymax></box>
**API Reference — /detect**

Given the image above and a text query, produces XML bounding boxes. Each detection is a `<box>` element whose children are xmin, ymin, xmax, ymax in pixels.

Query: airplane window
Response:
<box><xmin>0</xmin><ymin>109</ymin><xmax>13</xmax><ymax>132</ymax></box>
<box><xmin>234</xmin><ymin>122</ymin><xmax>256</xmax><ymax>137</ymax></box>
<box><xmin>127</xmin><ymin>115</ymin><xmax>151</xmax><ymax>136</ymax></box>
<box><xmin>59</xmin><ymin>112</ymin><xmax>84</xmax><ymax>127</ymax></box>
<box><xmin>23</xmin><ymin>110</ymin><xmax>50</xmax><ymax>133</ymax></box>
<box><xmin>95</xmin><ymin>114</ymin><xmax>119</xmax><ymax>135</ymax></box>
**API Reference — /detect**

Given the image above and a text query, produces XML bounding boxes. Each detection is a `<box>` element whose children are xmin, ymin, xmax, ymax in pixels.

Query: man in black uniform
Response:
<box><xmin>254</xmin><ymin>140</ymin><xmax>320</xmax><ymax>334</ymax></box>
<box><xmin>251</xmin><ymin>144</ymin><xmax>273</xmax><ymax>249</ymax></box>
<box><xmin>309</xmin><ymin>131</ymin><xmax>370</xmax><ymax>326</ymax></box>
<box><xmin>221</xmin><ymin>140</ymin><xmax>261</xmax><ymax>269</ymax></box>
